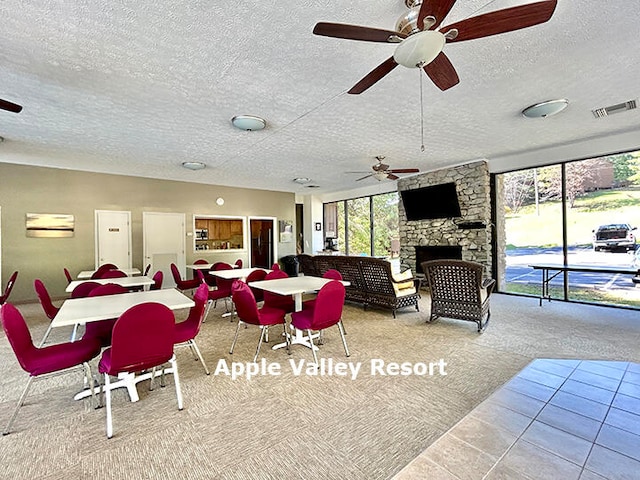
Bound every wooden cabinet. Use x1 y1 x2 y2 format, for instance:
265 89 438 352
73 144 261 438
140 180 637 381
193 216 245 250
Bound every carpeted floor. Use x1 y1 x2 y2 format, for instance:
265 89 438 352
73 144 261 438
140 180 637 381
1 293 639 479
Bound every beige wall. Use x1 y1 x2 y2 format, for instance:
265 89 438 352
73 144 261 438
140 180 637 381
0 163 296 303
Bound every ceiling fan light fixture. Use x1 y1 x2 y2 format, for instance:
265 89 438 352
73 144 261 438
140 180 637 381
522 99 569 118
181 161 206 171
231 115 266 131
373 171 388 181
393 30 445 68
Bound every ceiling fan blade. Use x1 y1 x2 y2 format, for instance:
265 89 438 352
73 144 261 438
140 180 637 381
387 173 400 180
444 0 557 43
388 169 420 174
356 174 373 181
423 52 460 91
313 22 406 43
345 171 371 174
0 98 23 113
348 57 399 95
418 0 458 30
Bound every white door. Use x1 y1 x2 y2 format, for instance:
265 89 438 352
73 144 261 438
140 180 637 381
95 210 132 269
143 212 186 288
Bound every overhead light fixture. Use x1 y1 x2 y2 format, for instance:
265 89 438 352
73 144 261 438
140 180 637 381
373 171 388 181
293 177 311 184
216 197 225 206
231 115 266 131
181 161 206 170
393 30 445 68
522 99 569 118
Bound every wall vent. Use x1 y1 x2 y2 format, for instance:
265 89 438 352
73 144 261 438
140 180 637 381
592 99 637 118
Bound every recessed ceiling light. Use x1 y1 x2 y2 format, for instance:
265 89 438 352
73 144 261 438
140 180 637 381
181 161 206 170
231 115 266 131
522 99 569 118
293 177 311 184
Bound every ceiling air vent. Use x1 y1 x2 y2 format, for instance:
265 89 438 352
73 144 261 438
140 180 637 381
592 99 637 118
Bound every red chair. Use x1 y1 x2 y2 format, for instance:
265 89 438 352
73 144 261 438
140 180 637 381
245 268 267 303
271 263 280 271
71 281 100 299
98 302 182 438
171 263 200 293
194 259 216 287
99 270 127 279
174 284 209 374
1 303 102 435
91 264 118 279
82 284 129 347
150 270 163 290
34 279 61 346
291 281 349 366
302 269 346 340
230 282 289 362
262 270 295 313
63 268 73 284
206 262 234 319
234 259 243 268
0 271 18 305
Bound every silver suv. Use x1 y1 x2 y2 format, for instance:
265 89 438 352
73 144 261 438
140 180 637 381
592 223 637 252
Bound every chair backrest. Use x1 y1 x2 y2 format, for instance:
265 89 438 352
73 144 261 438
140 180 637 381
91 263 118 279
1 271 18 304
422 259 483 304
71 281 101 298
34 279 59 320
88 283 128 297
270 263 280 271
234 259 243 268
323 269 343 280
310 281 346 330
151 270 163 290
1 303 37 373
231 282 260 326
63 268 73 284
213 263 234 292
170 263 184 284
245 269 267 302
194 259 208 265
108 303 175 374
99 269 128 279
262 270 293 310
143 264 151 276
177 284 209 339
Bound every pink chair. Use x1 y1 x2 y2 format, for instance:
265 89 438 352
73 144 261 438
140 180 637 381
0 271 18 305
71 281 100 299
173 284 209 374
81 284 129 347
302 269 347 340
150 270 163 290
194 259 216 287
234 259 243 268
91 264 118 279
98 302 182 438
99 270 127 279
1 303 102 435
206 263 234 319
34 279 60 346
270 263 280 271
245 269 267 303
323 269 343 281
63 268 73 284
230 282 289 362
291 281 349 365
171 263 200 293
262 270 295 313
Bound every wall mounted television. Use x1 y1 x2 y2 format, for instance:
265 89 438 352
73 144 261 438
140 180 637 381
400 182 461 221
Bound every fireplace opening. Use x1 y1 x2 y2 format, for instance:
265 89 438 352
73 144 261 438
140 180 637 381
415 245 463 274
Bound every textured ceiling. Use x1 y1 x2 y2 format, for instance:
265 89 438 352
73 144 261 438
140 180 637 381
1 0 639 196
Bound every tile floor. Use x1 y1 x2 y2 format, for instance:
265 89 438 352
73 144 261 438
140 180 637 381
394 359 640 480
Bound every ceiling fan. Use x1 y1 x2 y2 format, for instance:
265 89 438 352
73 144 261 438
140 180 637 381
313 0 557 94
0 98 22 113
347 156 420 181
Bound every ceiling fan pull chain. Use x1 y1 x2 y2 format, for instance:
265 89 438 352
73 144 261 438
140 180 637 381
420 72 425 152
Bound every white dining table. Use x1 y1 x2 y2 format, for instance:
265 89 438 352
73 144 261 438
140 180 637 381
249 276 350 350
212 267 270 281
77 267 141 279
65 275 155 293
52 289 195 403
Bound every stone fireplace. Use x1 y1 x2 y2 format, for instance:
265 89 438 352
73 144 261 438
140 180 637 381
414 245 463 274
397 161 492 275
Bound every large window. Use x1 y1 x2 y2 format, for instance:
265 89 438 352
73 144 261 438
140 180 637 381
499 151 640 308
324 192 399 256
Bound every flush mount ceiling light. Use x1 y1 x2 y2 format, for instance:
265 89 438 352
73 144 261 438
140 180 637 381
181 161 206 170
231 115 266 131
293 177 311 184
216 197 225 206
522 99 569 118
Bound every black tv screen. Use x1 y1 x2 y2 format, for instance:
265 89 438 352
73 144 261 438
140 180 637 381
400 182 461 221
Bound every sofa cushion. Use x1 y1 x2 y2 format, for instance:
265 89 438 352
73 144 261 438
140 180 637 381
392 269 416 295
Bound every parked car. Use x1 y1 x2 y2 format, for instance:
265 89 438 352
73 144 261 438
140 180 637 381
592 223 637 251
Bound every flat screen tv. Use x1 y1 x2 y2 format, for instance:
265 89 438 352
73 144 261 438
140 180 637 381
400 182 461 221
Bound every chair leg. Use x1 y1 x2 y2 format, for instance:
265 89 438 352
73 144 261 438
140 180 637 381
188 339 210 375
3 376 35 435
230 320 243 354
83 362 97 409
203 300 213 322
169 355 183 410
337 321 350 357
252 327 267 363
70 324 79 342
283 322 290 354
306 329 319 366
38 322 54 347
104 374 113 439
